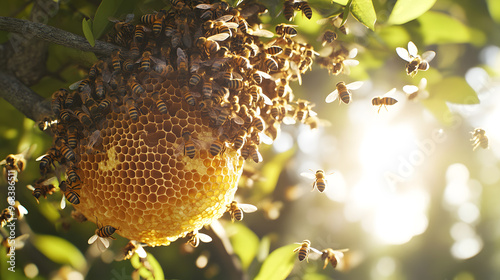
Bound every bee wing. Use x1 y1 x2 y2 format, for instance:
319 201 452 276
0 159 5 165
316 17 331 25
17 204 28 216
419 78 428 89
60 194 66 209
259 132 273 145
41 176 57 185
247 29 274 38
309 247 323 260
300 172 316 179
346 81 364 90
196 4 213 9
283 116 296 125
26 184 35 191
383 88 397 97
124 13 134 22
407 41 418 57
348 48 358 58
239 203 258 213
396 47 411 62
256 70 271 80
88 234 98 244
232 72 244 80
343 59 359 66
208 33 230 42
174 142 185 157
198 233 213 243
69 80 83 90
231 115 245 125
97 237 109 251
421 51 436 62
260 92 273 106
403 85 418 94
136 246 147 258
325 89 339 103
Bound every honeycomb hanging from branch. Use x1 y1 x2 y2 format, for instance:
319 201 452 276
38 0 318 246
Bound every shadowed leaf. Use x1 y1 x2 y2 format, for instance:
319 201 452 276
33 235 86 271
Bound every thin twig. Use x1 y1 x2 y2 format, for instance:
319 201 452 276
0 71 51 122
0 16 121 56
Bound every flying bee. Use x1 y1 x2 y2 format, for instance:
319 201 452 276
27 177 57 203
403 78 429 101
150 91 168 114
372 88 398 113
294 240 322 262
321 248 349 269
226 201 258 222
294 1 312 19
283 0 295 21
300 169 332 193
125 98 139 121
294 99 316 123
0 145 33 181
396 41 436 76
471 128 488 151
186 230 212 248
276 24 298 37
0 208 13 227
9 200 28 220
325 81 364 104
321 30 337 46
182 86 199 106
88 217 118 251
175 131 206 159
117 240 147 261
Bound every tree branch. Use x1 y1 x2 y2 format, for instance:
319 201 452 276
0 71 51 122
0 16 121 56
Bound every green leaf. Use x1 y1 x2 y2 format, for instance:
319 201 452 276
82 18 95 47
33 235 86 271
93 0 124 40
254 243 297 280
331 0 349 5
146 253 165 280
255 147 295 198
418 11 480 45
387 0 436 25
486 0 500 23
227 223 260 270
350 0 376 30
428 77 479 104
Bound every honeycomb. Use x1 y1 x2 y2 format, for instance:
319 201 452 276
37 0 319 246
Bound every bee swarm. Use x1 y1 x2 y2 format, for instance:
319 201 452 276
39 0 318 246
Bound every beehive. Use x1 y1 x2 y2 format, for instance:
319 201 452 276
38 0 319 246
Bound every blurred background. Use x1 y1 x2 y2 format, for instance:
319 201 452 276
0 0 499 279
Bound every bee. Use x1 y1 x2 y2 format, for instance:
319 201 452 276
64 90 78 107
95 76 105 99
88 217 118 251
135 50 151 72
150 91 168 114
226 201 258 222
134 25 148 44
0 208 13 227
2 233 29 255
263 55 279 72
471 128 488 151
36 151 56 176
372 88 398 113
111 49 122 72
87 129 102 152
0 145 33 180
325 81 364 104
74 109 93 127
117 240 147 261
66 167 80 183
11 201 28 220
210 133 229 156
125 98 139 121
251 70 272 84
56 138 76 162
129 74 145 95
232 129 247 150
276 24 298 37
251 115 265 132
182 86 198 106
321 248 349 269
300 169 331 193
140 13 155 24
186 230 212 248
294 240 322 262
321 30 337 46
98 98 112 112
196 33 230 55
189 72 203 87
27 177 57 203
202 79 213 98
110 14 135 33
265 46 283 56
396 41 436 76
122 59 135 72
227 79 244 90
403 78 429 101
150 57 174 78
248 143 263 163
177 48 189 79
294 1 312 20
66 126 79 149
51 89 67 115
60 181 81 208
294 99 316 123
175 131 205 159
283 0 295 21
